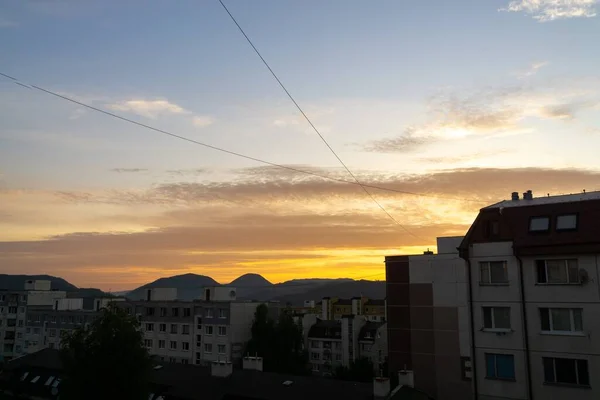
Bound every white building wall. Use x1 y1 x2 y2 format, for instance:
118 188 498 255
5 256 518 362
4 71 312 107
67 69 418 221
26 291 66 306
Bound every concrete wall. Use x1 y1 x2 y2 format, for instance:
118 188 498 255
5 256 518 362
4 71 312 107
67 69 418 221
26 291 66 306
24 280 51 291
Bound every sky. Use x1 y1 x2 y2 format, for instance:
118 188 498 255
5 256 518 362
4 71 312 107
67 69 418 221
1 0 600 291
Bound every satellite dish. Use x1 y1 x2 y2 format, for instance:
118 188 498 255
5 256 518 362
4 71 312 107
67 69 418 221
229 290 236 298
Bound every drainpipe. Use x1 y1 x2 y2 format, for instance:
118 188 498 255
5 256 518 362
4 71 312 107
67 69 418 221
460 254 478 400
516 254 533 400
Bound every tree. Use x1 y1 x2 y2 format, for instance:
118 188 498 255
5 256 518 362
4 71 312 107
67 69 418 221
334 357 374 382
59 304 152 400
245 304 309 375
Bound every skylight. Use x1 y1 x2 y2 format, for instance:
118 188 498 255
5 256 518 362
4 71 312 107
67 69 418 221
44 376 55 386
31 376 40 383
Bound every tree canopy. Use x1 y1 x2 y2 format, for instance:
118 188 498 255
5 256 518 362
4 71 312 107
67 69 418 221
246 304 309 375
59 304 152 400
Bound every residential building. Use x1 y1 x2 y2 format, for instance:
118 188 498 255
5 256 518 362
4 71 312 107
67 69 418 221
0 280 67 362
358 321 388 373
385 236 471 400
313 296 386 322
457 190 600 400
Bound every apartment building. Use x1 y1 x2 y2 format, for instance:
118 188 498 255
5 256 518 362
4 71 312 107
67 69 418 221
457 190 600 400
125 286 273 366
317 296 386 322
385 236 472 400
307 315 388 375
0 280 67 362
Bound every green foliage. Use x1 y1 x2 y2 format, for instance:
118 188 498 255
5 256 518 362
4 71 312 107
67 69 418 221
334 357 374 383
246 304 309 375
59 304 152 400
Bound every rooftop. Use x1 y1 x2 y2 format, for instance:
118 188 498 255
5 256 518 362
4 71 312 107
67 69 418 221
484 190 600 209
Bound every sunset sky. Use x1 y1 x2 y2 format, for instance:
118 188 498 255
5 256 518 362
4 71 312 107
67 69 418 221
1 0 600 291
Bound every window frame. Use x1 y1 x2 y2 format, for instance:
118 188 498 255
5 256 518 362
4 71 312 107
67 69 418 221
485 353 516 381
482 307 512 331
556 214 578 232
536 259 580 285
479 261 509 285
543 357 590 387
529 216 551 233
217 344 226 354
540 308 583 335
218 326 227 336
169 341 177 350
205 325 213 335
204 343 212 354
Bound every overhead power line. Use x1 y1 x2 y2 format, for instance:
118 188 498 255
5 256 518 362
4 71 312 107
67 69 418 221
0 72 485 207
216 0 422 239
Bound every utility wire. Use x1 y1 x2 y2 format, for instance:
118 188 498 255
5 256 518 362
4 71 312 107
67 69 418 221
216 0 423 239
0 72 486 206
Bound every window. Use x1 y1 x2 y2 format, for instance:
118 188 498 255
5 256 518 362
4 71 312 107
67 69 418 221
334 342 342 350
160 307 167 317
335 354 342 361
196 352 201 364
197 316 202 330
8 306 17 314
196 334 202 347
144 339 153 348
48 343 55 349
146 307 155 316
172 308 179 317
26 327 31 333
480 261 508 284
181 359 189 365
205 308 214 318
48 329 56 337
310 340 320 349
219 308 227 318
218 326 227 336
205 326 213 335
170 324 178 334
218 344 226 354
159 323 166 332
158 340 166 349
33 328 40 335
170 341 177 350
540 308 583 333
183 308 191 317
169 357 177 363
485 354 515 380
182 324 190 335
311 352 320 360
556 214 577 231
536 259 579 284
543 358 589 386
483 307 511 330
182 342 190 351
17 332 22 339
530 216 550 232
145 323 154 332
204 343 212 353
18 319 23 327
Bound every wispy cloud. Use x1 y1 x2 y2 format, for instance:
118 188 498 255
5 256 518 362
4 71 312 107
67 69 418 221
500 0 598 22
0 17 18 28
107 99 190 119
516 61 549 78
110 168 148 173
192 115 214 128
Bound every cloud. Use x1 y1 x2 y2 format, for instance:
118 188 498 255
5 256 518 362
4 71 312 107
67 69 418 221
110 168 148 173
107 99 190 119
516 61 549 78
192 115 214 128
0 17 18 28
500 0 598 22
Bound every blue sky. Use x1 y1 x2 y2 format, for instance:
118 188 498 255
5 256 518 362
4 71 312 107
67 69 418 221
1 0 600 288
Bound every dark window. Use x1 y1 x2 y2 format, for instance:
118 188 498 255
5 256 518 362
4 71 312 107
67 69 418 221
536 259 579 284
483 307 511 330
146 307 155 316
540 308 583 333
183 308 191 317
556 214 577 231
485 354 515 380
172 308 179 317
480 261 508 284
530 216 550 232
543 357 589 386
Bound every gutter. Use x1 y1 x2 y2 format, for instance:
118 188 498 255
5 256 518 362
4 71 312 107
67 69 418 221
516 254 534 400
459 252 478 400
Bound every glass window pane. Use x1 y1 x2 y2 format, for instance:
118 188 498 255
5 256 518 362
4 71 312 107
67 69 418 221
496 355 515 379
572 309 583 331
485 354 496 378
494 308 511 329
543 358 555 382
577 360 589 386
530 217 549 231
547 261 568 283
536 261 547 283
551 309 572 331
480 263 490 284
483 308 493 329
555 358 577 384
540 309 550 331
557 214 577 230
567 260 579 283
490 262 507 283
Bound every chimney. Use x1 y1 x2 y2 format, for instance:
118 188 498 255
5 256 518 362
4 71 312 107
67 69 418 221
242 356 264 372
373 377 391 398
210 360 233 377
511 192 519 201
398 369 414 387
523 190 533 200
423 248 434 255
